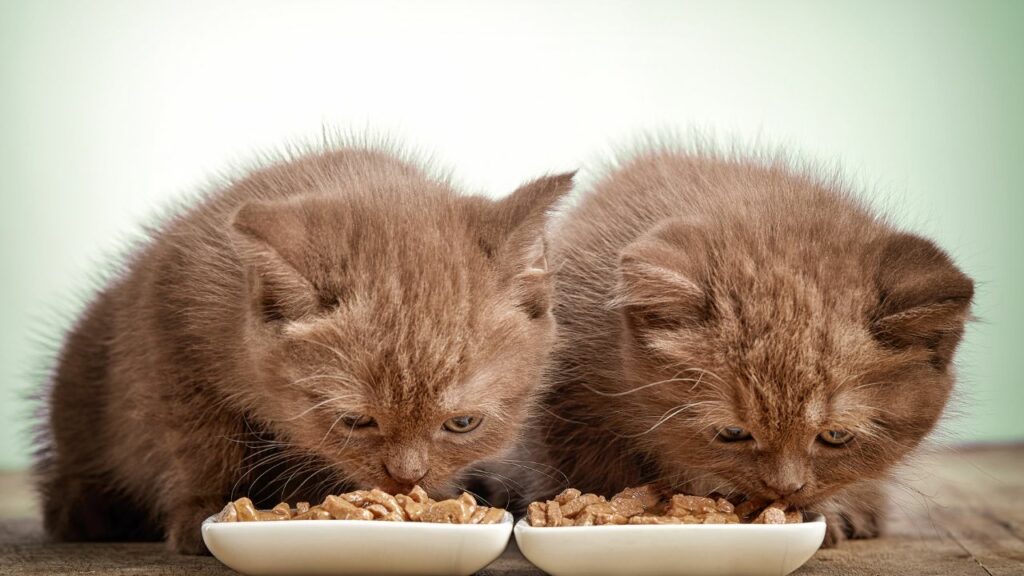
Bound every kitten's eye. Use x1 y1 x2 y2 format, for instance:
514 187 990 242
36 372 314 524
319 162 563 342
443 415 482 433
343 414 376 428
716 426 752 442
818 429 854 446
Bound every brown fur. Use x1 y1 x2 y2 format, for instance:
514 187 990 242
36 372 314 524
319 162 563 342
533 147 973 546
34 144 573 554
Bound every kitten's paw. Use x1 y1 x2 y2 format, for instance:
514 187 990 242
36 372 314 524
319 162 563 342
165 507 213 555
821 512 847 548
820 506 882 548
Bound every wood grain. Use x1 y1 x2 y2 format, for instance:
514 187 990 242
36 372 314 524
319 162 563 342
2 445 1022 575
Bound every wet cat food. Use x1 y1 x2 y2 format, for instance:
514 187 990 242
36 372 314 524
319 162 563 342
526 485 802 526
217 486 506 524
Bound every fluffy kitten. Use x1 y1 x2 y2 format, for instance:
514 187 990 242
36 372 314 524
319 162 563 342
535 148 972 545
34 144 573 554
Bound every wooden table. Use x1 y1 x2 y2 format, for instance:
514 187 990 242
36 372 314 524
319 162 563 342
2 445 1022 575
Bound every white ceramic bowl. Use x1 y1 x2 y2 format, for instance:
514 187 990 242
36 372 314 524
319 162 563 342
201 512 514 576
514 513 826 576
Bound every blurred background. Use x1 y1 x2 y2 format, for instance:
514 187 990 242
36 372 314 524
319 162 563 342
0 0 1020 470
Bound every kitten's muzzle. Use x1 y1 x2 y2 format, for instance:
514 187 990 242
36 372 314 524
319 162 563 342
384 462 429 486
762 480 805 500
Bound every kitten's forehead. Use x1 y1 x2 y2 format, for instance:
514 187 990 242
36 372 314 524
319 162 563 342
323 203 484 281
436 367 512 412
361 366 508 425
727 358 880 436
304 211 504 342
711 282 874 399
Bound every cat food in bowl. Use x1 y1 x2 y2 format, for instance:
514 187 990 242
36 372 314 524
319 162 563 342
515 486 825 576
526 485 802 526
202 486 512 576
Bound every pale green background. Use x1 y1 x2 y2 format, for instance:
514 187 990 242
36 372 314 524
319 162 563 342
1 1 1021 470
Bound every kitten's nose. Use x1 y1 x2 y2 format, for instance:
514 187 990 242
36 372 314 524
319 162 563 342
763 457 808 498
384 462 428 486
765 481 805 497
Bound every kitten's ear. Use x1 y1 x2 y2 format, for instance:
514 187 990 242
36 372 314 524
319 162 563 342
231 200 322 323
613 222 711 332
870 233 974 369
484 172 576 319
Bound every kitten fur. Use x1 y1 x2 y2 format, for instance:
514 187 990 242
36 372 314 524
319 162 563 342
533 147 972 546
34 143 574 554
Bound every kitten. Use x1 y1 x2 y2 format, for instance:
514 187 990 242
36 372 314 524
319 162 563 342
535 148 972 545
34 144 573 554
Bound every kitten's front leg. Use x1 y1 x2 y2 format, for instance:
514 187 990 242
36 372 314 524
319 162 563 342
165 492 227 555
162 420 245 555
814 480 887 548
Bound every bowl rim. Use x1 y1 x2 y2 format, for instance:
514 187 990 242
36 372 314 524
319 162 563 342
202 509 515 529
513 512 826 532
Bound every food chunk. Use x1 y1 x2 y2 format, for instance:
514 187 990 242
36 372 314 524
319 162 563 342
234 497 258 522
555 488 582 504
527 501 547 527
545 500 563 527
292 505 332 520
560 493 603 517
612 485 662 511
754 507 787 525
666 494 717 517
323 495 374 521
479 507 506 524
218 502 238 523
420 496 475 524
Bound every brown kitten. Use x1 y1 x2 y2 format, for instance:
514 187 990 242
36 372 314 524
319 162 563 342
534 148 972 546
34 144 573 554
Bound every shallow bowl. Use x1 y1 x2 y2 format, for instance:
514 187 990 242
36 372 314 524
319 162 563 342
513 513 827 576
201 512 514 576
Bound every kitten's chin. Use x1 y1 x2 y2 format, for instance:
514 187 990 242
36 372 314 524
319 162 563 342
343 472 455 499
338 472 405 494
779 484 845 509
678 473 814 507
732 486 829 509
370 479 415 495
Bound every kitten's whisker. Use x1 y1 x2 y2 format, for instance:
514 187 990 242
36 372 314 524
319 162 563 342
240 448 296 471
239 454 296 499
464 468 526 492
294 337 356 368
285 459 338 501
456 476 509 506
495 459 570 488
282 395 356 422
276 457 321 501
328 419 362 453
219 434 288 445
612 401 717 439
316 411 352 448
236 454 294 487
659 364 728 388
538 405 588 426
581 373 707 398
239 444 283 464
289 374 359 387
449 481 497 508
304 464 361 503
